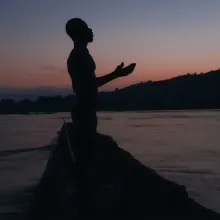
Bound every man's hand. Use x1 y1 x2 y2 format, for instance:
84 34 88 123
96 62 136 88
114 62 136 77
114 62 124 73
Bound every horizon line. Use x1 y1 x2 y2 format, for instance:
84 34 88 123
0 67 219 91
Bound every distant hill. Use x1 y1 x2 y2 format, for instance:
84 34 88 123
98 69 220 110
0 69 220 114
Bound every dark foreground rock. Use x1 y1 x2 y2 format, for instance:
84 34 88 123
27 122 220 219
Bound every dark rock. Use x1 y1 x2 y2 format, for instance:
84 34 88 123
27 122 220 219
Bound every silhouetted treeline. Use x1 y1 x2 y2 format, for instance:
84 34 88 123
1 69 220 114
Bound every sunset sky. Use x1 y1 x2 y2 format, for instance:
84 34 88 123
1 0 220 91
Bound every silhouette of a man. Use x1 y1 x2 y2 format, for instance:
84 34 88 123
66 18 136 142
66 18 136 214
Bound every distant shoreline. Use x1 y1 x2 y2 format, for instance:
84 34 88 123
0 109 220 115
1 69 220 114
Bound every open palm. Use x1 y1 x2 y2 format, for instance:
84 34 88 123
119 63 136 77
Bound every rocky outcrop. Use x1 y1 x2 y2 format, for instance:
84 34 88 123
27 122 220 219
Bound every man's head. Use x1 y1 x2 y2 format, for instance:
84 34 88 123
65 18 93 43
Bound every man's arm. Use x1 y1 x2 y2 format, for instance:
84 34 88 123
96 63 136 88
96 71 118 87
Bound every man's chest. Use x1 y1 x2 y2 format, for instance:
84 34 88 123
82 53 96 71
68 50 96 74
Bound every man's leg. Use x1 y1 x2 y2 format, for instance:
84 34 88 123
71 104 97 215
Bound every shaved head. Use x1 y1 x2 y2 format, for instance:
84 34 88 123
65 18 93 43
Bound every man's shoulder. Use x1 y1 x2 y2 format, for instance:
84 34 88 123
68 48 90 62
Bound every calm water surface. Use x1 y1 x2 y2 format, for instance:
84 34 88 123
0 111 220 215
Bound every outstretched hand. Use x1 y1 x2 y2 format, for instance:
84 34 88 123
114 62 136 77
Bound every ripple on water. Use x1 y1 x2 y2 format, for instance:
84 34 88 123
130 124 157 128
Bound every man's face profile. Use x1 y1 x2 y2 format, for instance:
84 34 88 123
66 18 93 43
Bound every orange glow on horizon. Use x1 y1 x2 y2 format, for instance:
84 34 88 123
0 58 219 89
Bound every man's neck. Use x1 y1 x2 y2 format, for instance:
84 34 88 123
74 41 88 50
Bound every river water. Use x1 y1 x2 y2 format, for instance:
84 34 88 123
0 110 220 216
